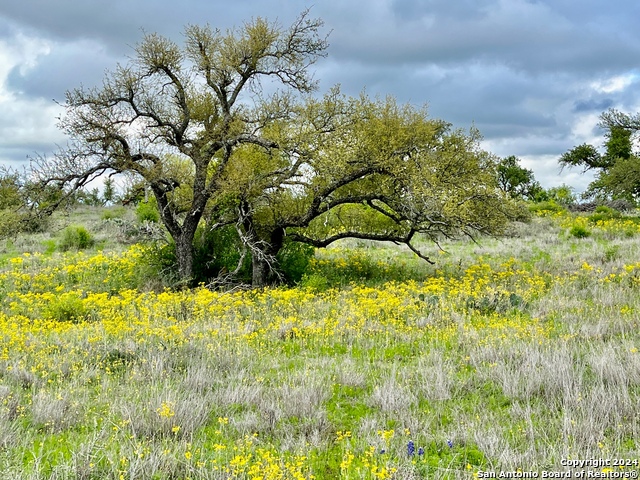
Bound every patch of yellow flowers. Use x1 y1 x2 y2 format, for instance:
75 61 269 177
0 247 560 368
1 231 637 478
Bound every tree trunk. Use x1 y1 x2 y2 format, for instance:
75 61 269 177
250 227 285 287
175 234 195 286
252 256 271 287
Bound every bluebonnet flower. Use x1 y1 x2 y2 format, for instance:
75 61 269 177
447 439 454 448
418 447 424 456
407 440 415 457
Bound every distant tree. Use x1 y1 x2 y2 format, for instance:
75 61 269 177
0 168 54 237
559 111 638 202
546 184 576 206
119 178 147 206
603 123 633 162
600 108 640 132
31 11 523 286
0 170 22 210
0 170 24 237
102 177 116 205
558 143 609 171
76 187 103 206
496 155 543 200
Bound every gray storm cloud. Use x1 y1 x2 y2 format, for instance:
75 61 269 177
0 0 639 191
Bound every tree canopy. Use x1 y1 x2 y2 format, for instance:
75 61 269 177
495 155 544 200
32 10 521 287
559 110 639 202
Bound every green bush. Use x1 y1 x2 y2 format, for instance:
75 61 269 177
147 224 252 286
45 292 88 323
569 224 591 239
299 273 330 291
528 200 566 216
136 197 160 223
143 242 182 286
101 207 126 220
595 205 618 215
19 213 50 234
147 229 315 287
588 205 622 223
42 239 56 255
276 241 315 284
0 209 22 238
0 210 49 238
193 225 252 283
511 201 533 223
59 225 95 251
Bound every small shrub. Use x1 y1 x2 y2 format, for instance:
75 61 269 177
277 241 315 284
0 210 49 238
58 225 95 251
465 292 527 315
603 245 620 262
136 197 160 223
41 239 56 255
588 206 622 223
300 273 330 291
587 213 611 223
528 200 565 216
594 205 619 215
0 210 21 238
20 213 50 234
144 224 252 287
101 206 126 220
45 292 88 323
569 224 591 239
511 202 533 223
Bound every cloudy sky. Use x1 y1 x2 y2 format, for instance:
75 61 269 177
1 0 639 192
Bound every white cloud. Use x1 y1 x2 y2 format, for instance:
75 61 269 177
0 32 63 165
590 74 637 94
521 154 595 193
0 33 49 84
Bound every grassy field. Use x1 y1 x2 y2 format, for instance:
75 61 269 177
0 207 639 479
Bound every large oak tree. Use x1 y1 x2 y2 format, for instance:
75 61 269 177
34 11 520 286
